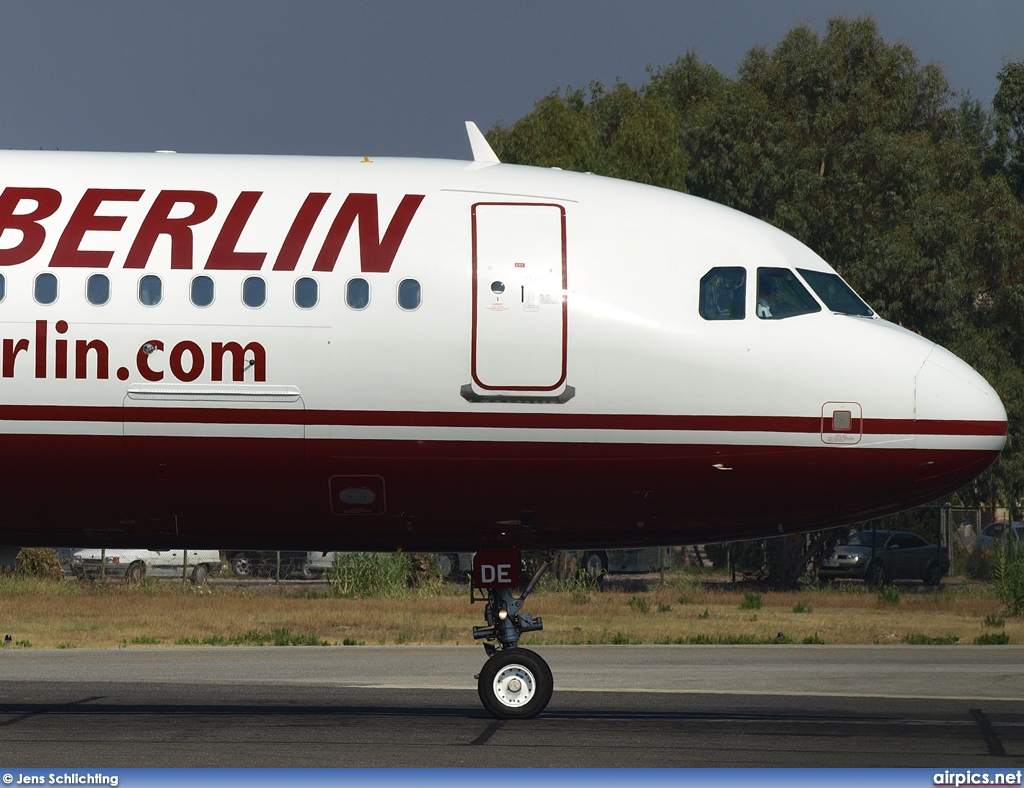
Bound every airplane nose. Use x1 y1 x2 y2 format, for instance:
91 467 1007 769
913 345 1007 491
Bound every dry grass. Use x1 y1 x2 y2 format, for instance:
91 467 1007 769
0 574 1019 650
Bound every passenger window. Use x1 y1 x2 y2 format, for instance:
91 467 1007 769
756 268 820 320
797 269 873 316
699 267 745 320
87 274 110 306
139 275 162 306
346 278 370 310
242 276 266 308
0 273 6 303
294 277 318 309
34 273 58 305
397 279 421 311
191 275 214 307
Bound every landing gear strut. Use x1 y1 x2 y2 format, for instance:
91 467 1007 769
471 550 554 719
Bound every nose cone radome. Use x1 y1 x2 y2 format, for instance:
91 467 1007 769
916 346 1007 431
913 345 1007 492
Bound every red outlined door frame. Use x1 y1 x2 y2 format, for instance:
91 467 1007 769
470 202 568 393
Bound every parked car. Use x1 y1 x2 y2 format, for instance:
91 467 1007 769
437 552 474 581
819 530 949 585
577 548 664 577
978 521 1024 552
300 551 338 579
70 548 222 583
224 550 336 579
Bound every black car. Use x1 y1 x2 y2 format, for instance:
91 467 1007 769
819 530 949 585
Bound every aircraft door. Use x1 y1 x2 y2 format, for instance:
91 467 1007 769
467 202 570 401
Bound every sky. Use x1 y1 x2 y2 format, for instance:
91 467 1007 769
1 1 1022 161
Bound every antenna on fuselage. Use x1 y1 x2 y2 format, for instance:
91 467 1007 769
465 121 500 164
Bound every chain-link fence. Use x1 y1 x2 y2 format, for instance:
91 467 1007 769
60 549 346 583
942 506 995 579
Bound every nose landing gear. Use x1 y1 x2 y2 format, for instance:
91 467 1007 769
471 550 553 719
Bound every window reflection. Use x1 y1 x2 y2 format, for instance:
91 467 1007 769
139 275 162 306
35 273 58 305
191 275 214 307
87 274 110 306
756 268 820 320
398 278 421 311
797 269 873 316
699 267 745 320
242 276 267 308
294 277 318 309
346 278 370 310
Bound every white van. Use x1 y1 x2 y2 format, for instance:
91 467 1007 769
301 551 337 579
70 548 223 583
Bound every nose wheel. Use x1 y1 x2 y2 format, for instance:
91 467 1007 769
471 549 553 719
478 647 553 719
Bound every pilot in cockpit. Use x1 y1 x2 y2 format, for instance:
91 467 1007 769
700 267 746 320
757 275 776 319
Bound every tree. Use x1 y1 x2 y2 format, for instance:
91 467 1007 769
993 60 1024 201
489 81 689 192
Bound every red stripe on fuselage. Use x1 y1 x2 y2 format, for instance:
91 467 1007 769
0 404 1007 437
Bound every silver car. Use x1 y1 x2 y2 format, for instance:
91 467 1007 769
978 522 1024 552
819 530 948 585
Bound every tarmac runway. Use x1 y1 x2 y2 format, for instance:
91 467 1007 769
1 645 1021 767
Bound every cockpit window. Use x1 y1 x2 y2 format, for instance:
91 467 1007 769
699 267 746 320
756 268 821 320
797 269 874 316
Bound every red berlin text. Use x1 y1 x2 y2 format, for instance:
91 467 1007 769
0 187 425 273
3 320 267 383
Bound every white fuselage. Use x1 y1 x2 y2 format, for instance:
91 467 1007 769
0 150 1006 551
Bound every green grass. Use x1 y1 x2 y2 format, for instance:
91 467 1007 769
903 633 959 645
686 633 793 645
172 629 329 647
877 585 901 606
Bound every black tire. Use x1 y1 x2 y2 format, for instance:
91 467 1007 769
922 562 942 587
584 552 605 578
231 553 254 577
477 648 553 720
190 564 210 585
126 562 145 583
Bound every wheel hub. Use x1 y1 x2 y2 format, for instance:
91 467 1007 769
493 664 535 707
